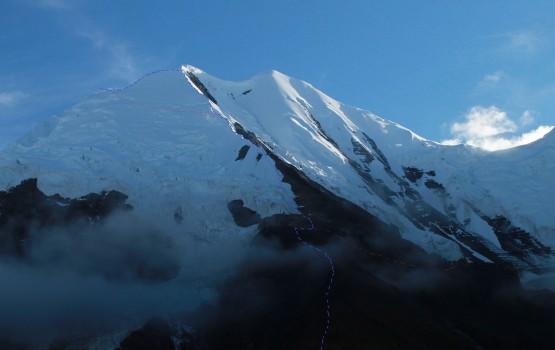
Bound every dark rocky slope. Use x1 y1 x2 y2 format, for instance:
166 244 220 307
117 147 555 349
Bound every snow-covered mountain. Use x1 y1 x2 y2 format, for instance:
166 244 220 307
2 65 553 273
3 65 555 349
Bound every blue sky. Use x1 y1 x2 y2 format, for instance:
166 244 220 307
1 0 554 150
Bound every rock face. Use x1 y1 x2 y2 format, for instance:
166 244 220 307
0 178 131 256
227 199 261 227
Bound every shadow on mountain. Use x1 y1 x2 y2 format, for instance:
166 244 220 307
168 152 555 349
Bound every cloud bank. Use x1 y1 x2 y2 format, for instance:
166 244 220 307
0 209 250 347
442 106 554 151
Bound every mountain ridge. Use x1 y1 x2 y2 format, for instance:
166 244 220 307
1 65 554 272
179 65 555 270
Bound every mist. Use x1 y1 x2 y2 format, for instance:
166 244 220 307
3 191 554 349
0 211 251 347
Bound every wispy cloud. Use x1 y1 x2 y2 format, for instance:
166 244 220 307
76 27 140 83
25 0 142 84
505 30 544 54
442 105 554 151
477 70 505 91
493 30 547 58
0 91 27 108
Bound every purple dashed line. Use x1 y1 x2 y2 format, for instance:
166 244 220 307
176 73 336 349
101 68 180 92
201 99 337 347
293 214 335 350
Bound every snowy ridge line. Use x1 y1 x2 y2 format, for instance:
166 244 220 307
182 68 335 348
100 68 180 92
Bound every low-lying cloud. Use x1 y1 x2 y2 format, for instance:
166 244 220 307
0 211 250 347
442 105 554 151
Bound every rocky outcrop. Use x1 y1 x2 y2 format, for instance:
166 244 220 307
0 178 132 256
0 179 179 283
227 199 261 227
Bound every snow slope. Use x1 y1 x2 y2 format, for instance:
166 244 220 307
1 65 554 270
0 69 297 240
181 65 555 268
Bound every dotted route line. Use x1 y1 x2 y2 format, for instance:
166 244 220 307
100 68 216 114
293 214 335 349
251 136 335 349
101 68 180 92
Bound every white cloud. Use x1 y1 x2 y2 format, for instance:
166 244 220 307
0 91 27 108
442 105 554 151
451 106 517 139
